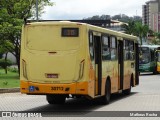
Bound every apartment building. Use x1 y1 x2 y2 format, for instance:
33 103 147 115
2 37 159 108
142 0 159 32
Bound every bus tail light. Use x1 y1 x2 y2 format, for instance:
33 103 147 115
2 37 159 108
22 59 28 80
79 59 85 79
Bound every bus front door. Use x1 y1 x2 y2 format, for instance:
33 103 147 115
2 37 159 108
118 40 124 90
135 43 139 85
94 35 102 96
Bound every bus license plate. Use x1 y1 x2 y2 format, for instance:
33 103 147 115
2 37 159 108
51 87 64 91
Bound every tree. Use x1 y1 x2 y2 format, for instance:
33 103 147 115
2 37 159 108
100 15 111 20
84 15 100 20
134 22 149 45
121 21 149 45
0 59 12 74
112 14 121 20
151 32 160 45
84 14 142 22
0 0 53 74
121 20 135 35
0 41 13 74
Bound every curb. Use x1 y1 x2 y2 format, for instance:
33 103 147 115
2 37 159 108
0 88 20 94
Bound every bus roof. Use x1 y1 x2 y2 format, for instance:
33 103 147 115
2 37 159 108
25 21 138 42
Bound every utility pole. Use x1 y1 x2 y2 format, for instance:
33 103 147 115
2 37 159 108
36 0 38 21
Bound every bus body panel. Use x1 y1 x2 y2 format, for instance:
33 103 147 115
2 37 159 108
20 21 139 100
123 60 135 89
25 51 78 83
21 23 85 84
157 62 160 72
20 80 89 95
102 61 119 93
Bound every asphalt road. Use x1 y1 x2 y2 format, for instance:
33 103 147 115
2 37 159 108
0 73 160 119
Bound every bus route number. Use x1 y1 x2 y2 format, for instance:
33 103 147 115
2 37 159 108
51 87 64 91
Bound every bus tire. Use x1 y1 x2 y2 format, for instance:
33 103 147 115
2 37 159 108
101 80 111 105
46 94 66 104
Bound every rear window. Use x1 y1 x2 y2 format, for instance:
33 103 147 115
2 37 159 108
26 25 80 51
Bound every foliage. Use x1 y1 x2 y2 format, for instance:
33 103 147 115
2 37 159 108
121 21 149 45
0 0 54 74
84 14 142 22
8 67 18 73
0 58 12 74
121 20 135 35
134 22 149 45
0 59 12 69
84 15 111 20
3 81 8 86
151 32 160 45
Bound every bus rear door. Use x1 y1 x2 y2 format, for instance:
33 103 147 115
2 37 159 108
93 33 102 96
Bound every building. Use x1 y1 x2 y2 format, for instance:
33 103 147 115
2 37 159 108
109 20 127 32
142 0 159 32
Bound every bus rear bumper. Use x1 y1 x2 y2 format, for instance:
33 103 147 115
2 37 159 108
20 80 88 95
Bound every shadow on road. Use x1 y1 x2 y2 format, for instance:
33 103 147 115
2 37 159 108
23 92 138 116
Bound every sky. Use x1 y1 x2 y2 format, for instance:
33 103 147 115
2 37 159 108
42 0 149 20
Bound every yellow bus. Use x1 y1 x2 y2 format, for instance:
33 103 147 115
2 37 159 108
20 21 139 104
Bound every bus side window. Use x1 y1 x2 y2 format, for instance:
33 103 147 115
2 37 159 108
89 32 94 61
129 41 134 60
124 40 130 60
110 36 117 60
102 35 110 60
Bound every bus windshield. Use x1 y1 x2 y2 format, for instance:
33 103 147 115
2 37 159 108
139 47 150 64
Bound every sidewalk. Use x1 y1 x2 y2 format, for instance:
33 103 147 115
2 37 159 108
0 88 20 94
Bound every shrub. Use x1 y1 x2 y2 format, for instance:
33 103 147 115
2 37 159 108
8 67 18 73
0 59 12 69
3 81 8 86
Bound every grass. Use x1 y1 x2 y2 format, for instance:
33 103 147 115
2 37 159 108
0 69 20 88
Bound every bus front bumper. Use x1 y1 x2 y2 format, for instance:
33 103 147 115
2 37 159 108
20 80 88 95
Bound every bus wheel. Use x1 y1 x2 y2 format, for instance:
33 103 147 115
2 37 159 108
46 95 66 104
101 80 111 105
